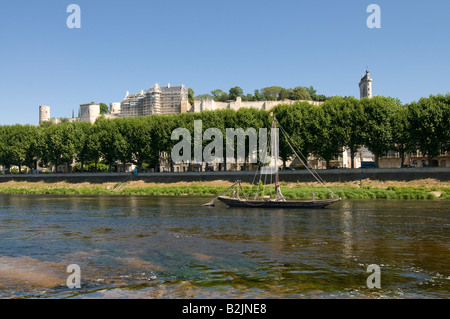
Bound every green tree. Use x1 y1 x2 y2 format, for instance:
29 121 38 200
195 94 214 100
211 89 225 101
408 95 448 166
0 126 18 173
20 125 42 172
288 87 311 101
95 118 122 172
307 86 317 100
229 86 244 101
322 97 365 168
117 117 153 171
261 86 284 101
219 92 230 102
278 88 290 101
273 102 315 168
254 89 262 101
361 96 398 168
391 103 413 167
100 103 109 114
44 122 79 172
188 88 195 106
149 114 178 171
310 104 344 169
72 121 95 172
242 93 254 101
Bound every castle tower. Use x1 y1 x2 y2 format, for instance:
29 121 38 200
110 102 121 114
39 105 50 124
359 69 373 99
80 103 100 124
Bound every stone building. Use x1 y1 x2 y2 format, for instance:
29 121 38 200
119 83 190 117
80 103 101 124
359 69 373 99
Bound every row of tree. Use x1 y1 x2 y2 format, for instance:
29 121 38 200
0 94 448 173
195 86 329 103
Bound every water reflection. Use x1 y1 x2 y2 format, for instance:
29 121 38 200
0 194 448 299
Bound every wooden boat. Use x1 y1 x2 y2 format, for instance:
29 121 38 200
217 195 341 209
203 114 341 209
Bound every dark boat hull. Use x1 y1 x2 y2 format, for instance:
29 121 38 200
217 196 340 209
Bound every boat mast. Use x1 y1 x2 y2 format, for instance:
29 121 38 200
273 114 279 199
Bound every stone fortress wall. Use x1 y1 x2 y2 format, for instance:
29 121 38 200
192 97 323 112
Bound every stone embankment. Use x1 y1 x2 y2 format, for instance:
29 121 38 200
0 168 449 184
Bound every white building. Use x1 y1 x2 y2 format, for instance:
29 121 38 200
359 69 373 99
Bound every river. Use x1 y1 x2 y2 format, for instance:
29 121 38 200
0 194 448 298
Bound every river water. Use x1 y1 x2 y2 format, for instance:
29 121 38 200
0 194 448 299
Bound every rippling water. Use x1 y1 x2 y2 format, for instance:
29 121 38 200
0 194 448 299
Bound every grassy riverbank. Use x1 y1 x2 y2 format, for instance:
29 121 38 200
0 179 448 200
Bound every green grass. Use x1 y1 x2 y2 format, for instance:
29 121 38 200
0 183 447 200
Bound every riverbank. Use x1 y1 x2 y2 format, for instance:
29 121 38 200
1 168 450 184
0 179 448 200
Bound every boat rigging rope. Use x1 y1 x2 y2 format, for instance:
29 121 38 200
276 120 338 199
250 163 260 201
202 181 241 206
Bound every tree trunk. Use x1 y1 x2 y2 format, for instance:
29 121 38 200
374 155 379 168
326 160 330 170
400 151 405 168
350 149 355 169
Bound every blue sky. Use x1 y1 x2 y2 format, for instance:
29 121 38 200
0 0 449 125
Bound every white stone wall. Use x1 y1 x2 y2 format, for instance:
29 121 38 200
193 97 322 112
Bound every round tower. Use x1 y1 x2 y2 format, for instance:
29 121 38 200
39 105 50 124
80 103 100 124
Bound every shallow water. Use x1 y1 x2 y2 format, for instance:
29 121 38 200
0 194 448 298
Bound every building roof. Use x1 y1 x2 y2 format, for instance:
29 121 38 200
360 69 372 82
148 85 185 93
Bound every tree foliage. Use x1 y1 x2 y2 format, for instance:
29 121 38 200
0 94 449 173
197 85 329 102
